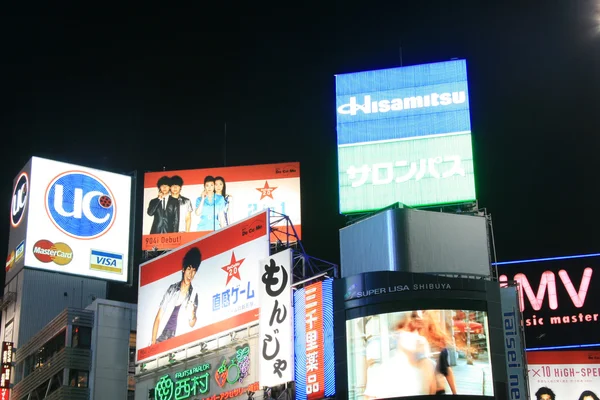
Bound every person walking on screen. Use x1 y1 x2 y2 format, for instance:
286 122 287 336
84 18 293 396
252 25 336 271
170 175 193 232
151 247 201 344
147 175 179 234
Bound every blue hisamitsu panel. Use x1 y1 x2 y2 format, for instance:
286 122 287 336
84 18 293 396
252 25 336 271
335 60 471 145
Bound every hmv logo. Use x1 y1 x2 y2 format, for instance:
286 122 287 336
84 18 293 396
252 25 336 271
499 268 593 312
11 172 28 227
46 171 116 239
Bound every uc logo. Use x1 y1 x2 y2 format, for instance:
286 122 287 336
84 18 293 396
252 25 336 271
11 172 29 228
45 171 116 239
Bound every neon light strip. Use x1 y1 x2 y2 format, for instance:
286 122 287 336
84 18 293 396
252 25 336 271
494 253 600 266
526 343 600 351
337 130 471 148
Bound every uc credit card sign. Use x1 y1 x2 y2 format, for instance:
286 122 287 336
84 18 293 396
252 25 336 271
336 60 476 213
20 157 131 282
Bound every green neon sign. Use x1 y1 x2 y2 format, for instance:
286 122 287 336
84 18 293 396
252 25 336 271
338 132 476 213
154 363 211 400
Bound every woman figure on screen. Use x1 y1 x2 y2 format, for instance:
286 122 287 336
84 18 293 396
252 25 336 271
195 175 226 232
420 311 458 395
579 390 600 400
362 311 435 399
215 176 231 226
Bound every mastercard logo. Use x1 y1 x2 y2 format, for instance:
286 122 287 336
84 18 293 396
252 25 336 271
5 251 15 272
32 240 73 266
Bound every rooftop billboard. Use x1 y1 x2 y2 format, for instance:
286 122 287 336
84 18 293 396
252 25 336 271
5 157 132 283
141 162 301 251
497 253 600 350
335 60 476 213
136 210 270 363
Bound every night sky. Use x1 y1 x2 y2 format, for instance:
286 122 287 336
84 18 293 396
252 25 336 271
1 3 599 301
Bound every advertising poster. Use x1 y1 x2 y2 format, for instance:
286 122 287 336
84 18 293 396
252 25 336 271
497 254 600 349
141 162 301 251
9 157 132 283
335 60 476 213
527 350 600 400
346 309 494 399
136 210 269 363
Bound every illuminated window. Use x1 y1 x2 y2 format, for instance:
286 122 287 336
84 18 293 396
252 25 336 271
72 326 91 349
69 369 89 388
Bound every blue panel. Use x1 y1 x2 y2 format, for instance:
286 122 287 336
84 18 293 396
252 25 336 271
337 110 471 145
294 287 307 400
335 60 468 94
322 279 336 397
335 59 471 144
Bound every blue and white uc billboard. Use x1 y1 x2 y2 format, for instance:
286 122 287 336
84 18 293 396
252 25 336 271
336 60 476 213
5 157 132 283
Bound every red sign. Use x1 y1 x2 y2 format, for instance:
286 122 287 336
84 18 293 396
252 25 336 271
0 388 9 400
1 342 13 390
305 282 324 400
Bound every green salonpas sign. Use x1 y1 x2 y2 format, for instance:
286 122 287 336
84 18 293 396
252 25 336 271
338 132 476 213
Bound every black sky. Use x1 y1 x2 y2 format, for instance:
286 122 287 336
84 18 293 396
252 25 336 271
1 3 599 300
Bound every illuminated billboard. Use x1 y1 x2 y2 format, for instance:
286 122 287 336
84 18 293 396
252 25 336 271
497 253 600 349
294 279 336 400
527 350 600 400
346 309 494 398
335 60 476 213
5 157 132 283
141 162 301 251
258 249 294 387
136 210 270 363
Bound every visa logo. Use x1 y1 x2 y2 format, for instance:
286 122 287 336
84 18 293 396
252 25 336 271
46 171 116 239
90 249 123 274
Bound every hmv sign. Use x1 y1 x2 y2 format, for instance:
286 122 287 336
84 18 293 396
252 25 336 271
496 254 600 349
4 157 132 284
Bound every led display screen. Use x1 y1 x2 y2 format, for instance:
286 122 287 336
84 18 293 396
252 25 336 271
142 162 301 251
136 210 269 363
294 279 336 400
346 309 494 399
336 60 476 213
496 254 600 349
6 157 132 283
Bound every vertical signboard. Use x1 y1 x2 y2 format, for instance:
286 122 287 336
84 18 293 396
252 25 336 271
136 210 269 363
500 286 528 400
294 279 335 400
497 253 600 349
5 157 132 283
335 59 476 213
527 350 600 399
141 162 301 251
6 160 32 284
1 342 13 392
258 249 294 387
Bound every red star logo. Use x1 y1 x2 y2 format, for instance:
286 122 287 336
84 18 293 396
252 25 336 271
256 181 278 200
221 252 245 285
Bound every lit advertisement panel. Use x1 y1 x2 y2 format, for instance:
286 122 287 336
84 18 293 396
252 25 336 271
14 157 132 283
527 350 600 399
294 279 336 400
347 309 494 398
496 253 600 349
141 162 301 251
136 210 269 363
258 249 294 387
335 59 476 213
5 160 32 284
